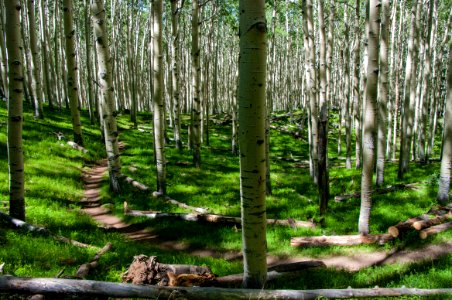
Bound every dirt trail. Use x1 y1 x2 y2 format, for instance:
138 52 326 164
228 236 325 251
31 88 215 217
80 156 452 272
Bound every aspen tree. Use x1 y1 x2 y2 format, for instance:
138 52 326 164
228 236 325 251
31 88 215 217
418 0 435 163
26 0 43 119
239 0 267 288
170 0 183 150
353 0 362 169
63 0 84 145
302 0 318 183
437 40 452 205
386 0 397 159
359 0 380 234
91 0 121 192
343 5 352 170
191 0 201 167
5 0 25 220
85 0 95 124
318 0 329 219
398 0 419 179
39 0 52 109
376 0 390 186
152 0 167 195
0 3 7 98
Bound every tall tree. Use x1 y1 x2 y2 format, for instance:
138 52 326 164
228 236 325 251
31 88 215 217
359 0 380 234
191 0 201 167
398 0 419 179
91 0 121 192
376 0 390 186
317 0 329 220
5 0 25 220
238 0 267 289
353 0 362 169
170 0 183 150
85 0 96 125
27 0 43 119
152 0 167 195
437 40 452 205
62 0 84 145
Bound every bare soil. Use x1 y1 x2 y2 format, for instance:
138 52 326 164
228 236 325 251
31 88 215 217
81 158 452 272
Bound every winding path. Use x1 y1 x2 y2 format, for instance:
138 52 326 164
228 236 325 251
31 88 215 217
80 153 452 271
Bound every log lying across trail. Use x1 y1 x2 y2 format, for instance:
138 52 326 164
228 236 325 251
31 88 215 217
120 178 209 213
0 212 97 250
215 261 326 287
1 276 451 299
419 222 452 239
291 234 394 247
334 183 419 202
125 209 316 228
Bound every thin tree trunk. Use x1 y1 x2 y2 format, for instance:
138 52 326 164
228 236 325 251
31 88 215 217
63 0 84 145
398 0 419 179
191 0 202 168
91 0 121 193
437 39 452 205
170 0 183 150
353 0 362 169
5 0 25 221
317 0 329 220
238 0 267 288
85 0 95 124
359 0 380 234
39 0 52 109
27 0 43 119
376 0 390 186
152 0 167 196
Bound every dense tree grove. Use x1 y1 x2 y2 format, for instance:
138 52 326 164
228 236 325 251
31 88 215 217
1 0 451 290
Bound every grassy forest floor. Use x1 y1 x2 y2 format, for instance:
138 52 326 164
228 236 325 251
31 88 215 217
0 102 451 298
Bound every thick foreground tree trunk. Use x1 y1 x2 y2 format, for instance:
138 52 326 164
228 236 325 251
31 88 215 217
5 0 25 221
1 277 451 299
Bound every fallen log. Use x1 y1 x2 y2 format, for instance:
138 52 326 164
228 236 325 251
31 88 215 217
67 141 88 153
419 222 452 239
291 234 393 247
387 215 430 237
121 175 150 191
215 261 325 287
125 209 316 228
75 243 113 279
122 255 214 286
0 212 98 250
120 179 209 213
1 276 451 299
334 183 419 202
413 213 452 231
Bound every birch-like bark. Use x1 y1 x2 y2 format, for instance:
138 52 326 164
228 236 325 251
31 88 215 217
39 0 52 109
353 0 362 169
152 0 167 195
191 0 201 167
343 6 352 170
85 0 95 124
359 0 380 234
63 0 83 145
239 0 267 288
317 0 329 219
437 40 452 205
6 0 25 220
376 0 390 186
0 3 7 98
303 0 318 183
170 0 183 150
27 0 43 119
91 0 121 193
418 0 435 163
398 0 418 179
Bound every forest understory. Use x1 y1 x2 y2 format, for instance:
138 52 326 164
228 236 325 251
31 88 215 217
0 104 451 299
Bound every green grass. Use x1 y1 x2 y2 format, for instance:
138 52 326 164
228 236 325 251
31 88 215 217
0 102 451 299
